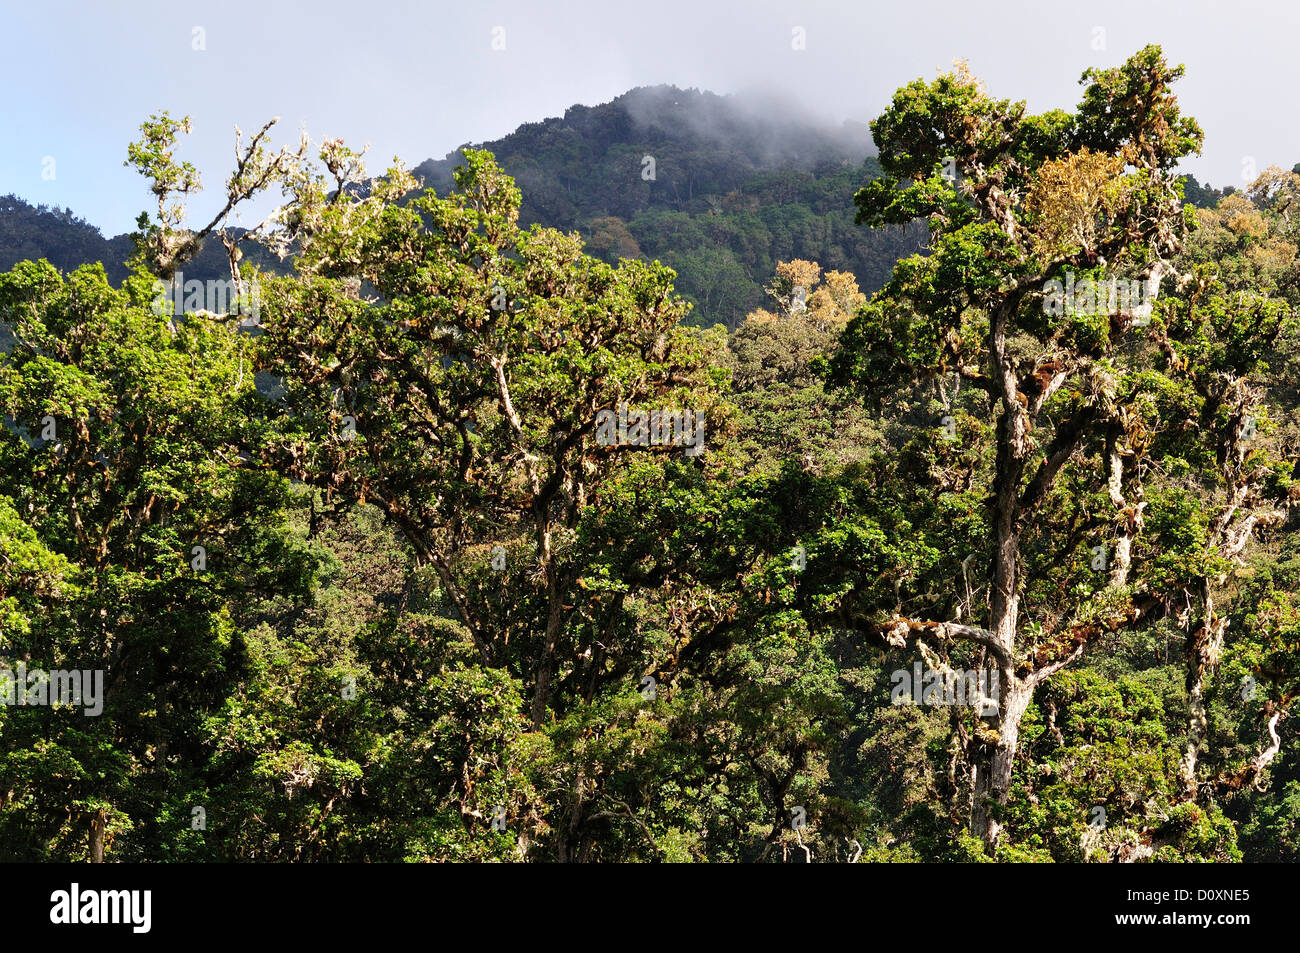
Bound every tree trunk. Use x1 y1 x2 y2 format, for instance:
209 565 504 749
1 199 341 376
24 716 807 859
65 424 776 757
1106 426 1142 588
971 676 1032 848
89 808 107 863
971 297 1034 848
1180 581 1225 795
530 554 564 729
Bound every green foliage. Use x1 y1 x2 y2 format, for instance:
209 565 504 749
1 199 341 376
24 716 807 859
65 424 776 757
3 53 1300 864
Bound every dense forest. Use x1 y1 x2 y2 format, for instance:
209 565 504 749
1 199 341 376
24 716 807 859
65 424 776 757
3 46 1300 864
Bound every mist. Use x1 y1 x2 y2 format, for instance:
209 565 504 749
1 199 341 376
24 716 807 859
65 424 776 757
3 0 1297 233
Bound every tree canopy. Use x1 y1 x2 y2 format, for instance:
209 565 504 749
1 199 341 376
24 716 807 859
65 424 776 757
3 46 1300 863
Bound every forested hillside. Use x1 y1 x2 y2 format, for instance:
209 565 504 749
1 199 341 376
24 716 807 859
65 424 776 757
412 86 924 327
3 47 1300 865
0 85 1235 332
2 87 924 330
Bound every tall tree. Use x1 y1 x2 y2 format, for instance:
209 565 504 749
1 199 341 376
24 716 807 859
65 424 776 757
255 148 726 729
828 47 1292 848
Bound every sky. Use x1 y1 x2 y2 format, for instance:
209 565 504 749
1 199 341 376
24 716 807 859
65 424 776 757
2 0 1297 235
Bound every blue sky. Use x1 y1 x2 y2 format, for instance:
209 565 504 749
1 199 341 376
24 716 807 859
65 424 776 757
2 0 1296 235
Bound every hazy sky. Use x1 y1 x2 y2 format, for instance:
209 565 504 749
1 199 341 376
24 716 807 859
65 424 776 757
3 0 1296 234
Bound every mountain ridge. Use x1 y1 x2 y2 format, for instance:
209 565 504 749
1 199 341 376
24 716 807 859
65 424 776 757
1 84 1235 329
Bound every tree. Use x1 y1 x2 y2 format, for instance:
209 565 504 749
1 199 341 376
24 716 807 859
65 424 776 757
0 260 309 859
829 47 1293 849
729 260 876 475
255 147 727 731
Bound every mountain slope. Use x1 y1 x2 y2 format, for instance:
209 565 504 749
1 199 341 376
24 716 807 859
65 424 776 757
412 85 920 327
0 86 1236 330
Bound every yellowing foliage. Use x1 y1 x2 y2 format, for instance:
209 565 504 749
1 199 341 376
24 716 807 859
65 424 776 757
751 259 865 332
1023 149 1129 261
